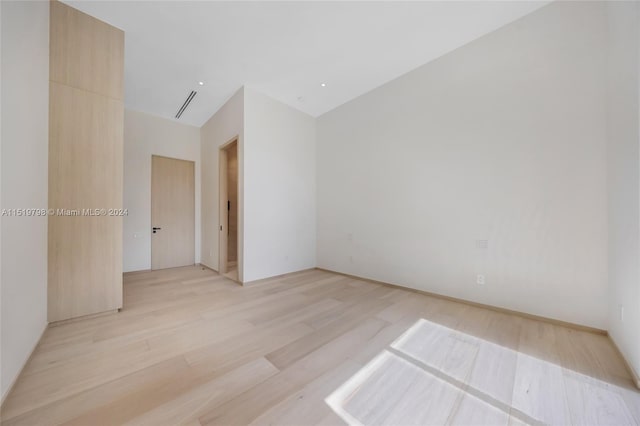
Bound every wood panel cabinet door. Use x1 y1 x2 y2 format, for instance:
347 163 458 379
48 0 124 322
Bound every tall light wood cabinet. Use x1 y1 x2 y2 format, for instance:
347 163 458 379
48 1 124 322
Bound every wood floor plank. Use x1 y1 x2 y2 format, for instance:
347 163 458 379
450 392 510 426
511 351 572 425
265 298 392 370
200 318 390 425
468 339 518 407
563 369 636 426
249 360 362 426
183 320 315 375
1 356 192 426
330 351 464 426
121 357 279 426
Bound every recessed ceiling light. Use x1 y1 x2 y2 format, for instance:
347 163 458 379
320 83 326 87
198 81 205 86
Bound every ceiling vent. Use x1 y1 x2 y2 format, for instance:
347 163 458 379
175 90 197 119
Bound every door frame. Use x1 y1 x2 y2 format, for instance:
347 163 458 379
218 137 240 280
150 154 196 270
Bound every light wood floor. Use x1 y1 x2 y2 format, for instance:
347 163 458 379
1 266 639 425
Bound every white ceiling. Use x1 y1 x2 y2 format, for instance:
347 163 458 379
65 1 549 127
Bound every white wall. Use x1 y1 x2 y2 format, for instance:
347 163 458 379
317 1 609 329
201 88 244 277
606 1 640 382
0 0 49 400
123 109 201 272
243 87 316 282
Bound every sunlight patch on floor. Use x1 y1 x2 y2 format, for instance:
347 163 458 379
325 319 638 426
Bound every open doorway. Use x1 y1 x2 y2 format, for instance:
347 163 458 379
219 139 239 281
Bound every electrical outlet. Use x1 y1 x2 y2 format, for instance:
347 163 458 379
619 304 624 322
347 233 353 242
209 250 213 258
349 256 354 263
476 274 485 285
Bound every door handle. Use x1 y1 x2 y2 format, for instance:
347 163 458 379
152 227 162 234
